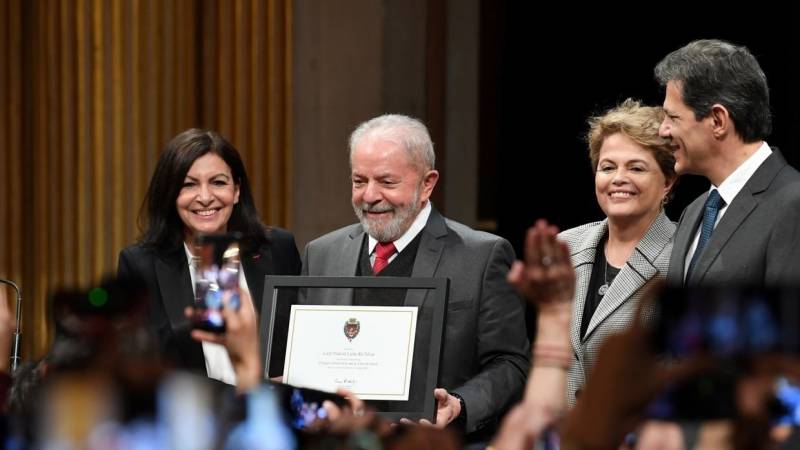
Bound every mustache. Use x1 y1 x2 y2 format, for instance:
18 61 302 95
357 203 394 213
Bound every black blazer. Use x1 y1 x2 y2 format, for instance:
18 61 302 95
117 228 301 373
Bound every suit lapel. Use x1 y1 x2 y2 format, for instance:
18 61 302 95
155 250 195 331
307 228 363 306
406 209 447 308
688 150 785 284
567 223 605 357
243 245 273 314
668 198 704 284
340 228 365 276
585 212 672 339
327 227 366 305
155 249 204 367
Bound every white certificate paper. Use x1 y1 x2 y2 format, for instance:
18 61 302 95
282 305 418 401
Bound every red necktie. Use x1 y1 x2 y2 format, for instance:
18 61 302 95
372 241 397 274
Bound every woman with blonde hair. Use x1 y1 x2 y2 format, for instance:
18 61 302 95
510 99 677 406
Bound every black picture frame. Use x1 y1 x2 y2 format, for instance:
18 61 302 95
258 275 449 422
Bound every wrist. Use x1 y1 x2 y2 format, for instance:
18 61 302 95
450 392 467 426
535 318 571 343
537 301 572 320
234 360 263 392
532 342 572 370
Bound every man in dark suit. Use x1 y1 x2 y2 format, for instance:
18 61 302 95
302 114 530 440
656 39 800 287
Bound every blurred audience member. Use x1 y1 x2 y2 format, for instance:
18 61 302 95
495 219 575 449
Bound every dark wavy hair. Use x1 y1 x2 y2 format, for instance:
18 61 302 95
138 129 269 252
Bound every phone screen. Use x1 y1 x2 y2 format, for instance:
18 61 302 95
774 377 800 426
264 382 348 430
647 285 800 420
192 233 241 332
287 387 329 429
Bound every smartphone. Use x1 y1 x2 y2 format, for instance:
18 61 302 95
647 285 800 420
191 233 242 333
265 382 349 430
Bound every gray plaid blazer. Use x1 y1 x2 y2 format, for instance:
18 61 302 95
559 211 675 406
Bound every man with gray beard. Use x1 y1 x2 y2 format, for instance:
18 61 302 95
301 114 530 442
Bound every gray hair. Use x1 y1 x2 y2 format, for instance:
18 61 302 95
348 114 436 171
654 39 771 142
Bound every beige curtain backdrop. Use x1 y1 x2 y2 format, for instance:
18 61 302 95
0 0 292 359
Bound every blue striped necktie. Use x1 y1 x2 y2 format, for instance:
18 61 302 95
686 189 725 281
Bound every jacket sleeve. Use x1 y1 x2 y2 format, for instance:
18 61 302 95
451 238 531 433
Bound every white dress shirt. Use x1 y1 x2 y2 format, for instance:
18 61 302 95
683 142 773 281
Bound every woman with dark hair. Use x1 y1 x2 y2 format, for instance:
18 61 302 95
118 129 301 384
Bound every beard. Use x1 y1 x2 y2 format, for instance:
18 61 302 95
353 188 422 243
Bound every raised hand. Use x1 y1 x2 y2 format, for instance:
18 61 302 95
507 219 574 307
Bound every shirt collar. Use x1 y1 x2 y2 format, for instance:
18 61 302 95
368 202 432 255
713 141 772 205
183 242 200 268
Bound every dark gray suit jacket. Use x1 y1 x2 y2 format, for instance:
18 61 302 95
667 150 800 286
302 209 530 435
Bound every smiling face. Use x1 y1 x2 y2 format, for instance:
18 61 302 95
350 137 438 242
659 81 717 177
176 152 240 242
595 133 674 227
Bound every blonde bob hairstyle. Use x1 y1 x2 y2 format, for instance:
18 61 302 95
586 98 676 185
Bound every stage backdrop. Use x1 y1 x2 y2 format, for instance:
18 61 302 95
0 0 292 359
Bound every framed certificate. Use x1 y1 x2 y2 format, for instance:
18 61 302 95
258 276 449 421
283 305 418 401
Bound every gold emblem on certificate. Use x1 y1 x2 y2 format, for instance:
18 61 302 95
343 318 360 342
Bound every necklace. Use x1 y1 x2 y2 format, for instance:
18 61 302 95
598 261 611 296
599 213 659 296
